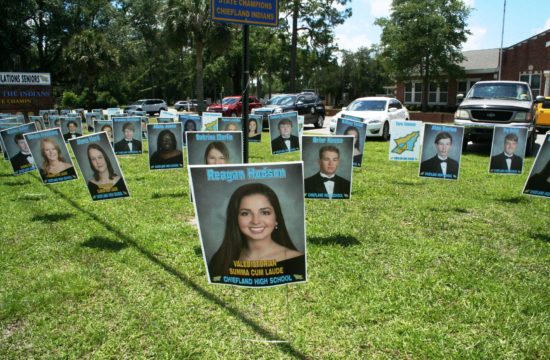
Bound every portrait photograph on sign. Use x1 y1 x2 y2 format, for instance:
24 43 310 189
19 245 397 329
179 115 202 145
489 126 527 174
247 114 263 143
419 124 464 180
60 117 83 142
0 123 37 174
335 117 367 167
302 135 354 200
94 120 114 144
186 131 243 166
112 116 143 155
0 123 20 160
147 122 183 170
523 133 550 198
201 112 221 131
29 116 45 131
217 117 242 132
24 128 78 184
269 112 300 155
69 132 130 201
189 161 306 287
389 120 423 161
49 115 61 129
85 112 103 131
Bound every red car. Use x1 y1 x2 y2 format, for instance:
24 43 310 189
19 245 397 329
206 96 263 117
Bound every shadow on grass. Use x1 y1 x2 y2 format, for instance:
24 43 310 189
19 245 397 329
5 180 31 186
530 232 550 243
38 175 306 358
82 236 128 252
32 213 74 223
309 235 360 247
393 180 426 186
193 245 203 257
497 196 528 204
429 207 470 214
151 192 185 199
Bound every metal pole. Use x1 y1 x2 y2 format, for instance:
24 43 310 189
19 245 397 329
242 25 250 163
498 0 506 80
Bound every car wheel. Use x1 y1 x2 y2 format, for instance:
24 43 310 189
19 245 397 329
314 114 324 128
381 121 390 141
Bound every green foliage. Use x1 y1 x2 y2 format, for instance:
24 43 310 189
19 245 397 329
376 0 470 111
60 91 80 108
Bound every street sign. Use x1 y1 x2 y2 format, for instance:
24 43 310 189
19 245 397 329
211 0 278 27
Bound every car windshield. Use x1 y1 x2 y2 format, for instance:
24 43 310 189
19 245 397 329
347 100 387 111
467 83 531 101
267 95 296 106
222 98 239 105
132 100 145 106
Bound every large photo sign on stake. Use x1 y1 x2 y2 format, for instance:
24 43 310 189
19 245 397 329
269 112 300 155
94 120 114 144
489 126 527 174
302 135 354 200
0 123 37 174
335 117 367 167
179 115 202 145
247 114 263 143
186 131 243 166
24 128 78 184
189 161 306 287
389 120 422 161
112 116 143 155
523 133 550 198
147 122 184 170
69 132 130 201
419 124 464 180
217 117 242 132
60 117 83 142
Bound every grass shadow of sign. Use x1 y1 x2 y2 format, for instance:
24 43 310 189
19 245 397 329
151 191 184 199
32 213 74 223
82 236 128 252
530 232 550 244
308 235 360 247
497 196 529 204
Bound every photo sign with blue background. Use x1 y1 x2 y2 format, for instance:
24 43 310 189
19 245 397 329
211 0 278 27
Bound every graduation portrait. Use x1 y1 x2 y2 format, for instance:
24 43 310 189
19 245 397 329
419 124 464 180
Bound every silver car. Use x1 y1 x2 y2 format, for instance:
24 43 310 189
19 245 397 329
126 99 167 115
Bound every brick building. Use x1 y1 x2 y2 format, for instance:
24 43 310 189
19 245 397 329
395 29 550 108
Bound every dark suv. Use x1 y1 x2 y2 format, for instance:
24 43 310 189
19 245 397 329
251 92 325 128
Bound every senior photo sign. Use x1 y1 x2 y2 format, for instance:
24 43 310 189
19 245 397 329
269 112 300 155
489 126 527 174
523 133 550 198
335 117 367 167
389 120 422 161
70 132 130 201
419 124 464 180
189 162 306 287
0 123 37 175
147 123 184 170
302 135 354 200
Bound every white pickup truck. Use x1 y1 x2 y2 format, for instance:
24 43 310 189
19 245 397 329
454 81 537 155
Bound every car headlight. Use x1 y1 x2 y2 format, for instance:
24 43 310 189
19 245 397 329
513 112 531 122
274 108 283 114
455 109 470 119
368 119 381 124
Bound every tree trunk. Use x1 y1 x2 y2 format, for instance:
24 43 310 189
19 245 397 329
289 0 299 93
195 41 205 115
421 57 429 112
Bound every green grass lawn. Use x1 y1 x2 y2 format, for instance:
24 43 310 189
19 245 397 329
1 132 549 359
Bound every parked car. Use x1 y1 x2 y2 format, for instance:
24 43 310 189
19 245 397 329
535 96 550 133
125 99 167 115
329 97 410 140
454 81 538 155
174 99 208 111
251 92 325 128
206 96 263 117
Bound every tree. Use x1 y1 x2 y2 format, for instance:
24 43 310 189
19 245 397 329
376 0 470 111
164 0 231 114
282 0 352 92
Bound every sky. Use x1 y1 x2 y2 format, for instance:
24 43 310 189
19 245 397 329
334 0 550 52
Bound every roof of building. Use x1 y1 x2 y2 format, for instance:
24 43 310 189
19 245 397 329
460 48 500 72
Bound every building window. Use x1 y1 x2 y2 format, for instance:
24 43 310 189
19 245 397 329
519 73 541 97
428 82 448 104
405 82 422 103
